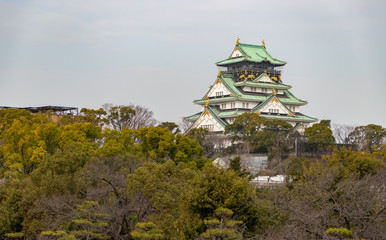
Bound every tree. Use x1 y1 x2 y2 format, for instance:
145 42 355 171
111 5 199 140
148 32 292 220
185 128 221 158
103 103 157 130
0 110 55 176
346 124 385 152
127 160 196 238
104 105 136 131
176 163 261 238
126 104 157 130
225 113 266 154
199 207 243 240
228 156 249 178
40 201 109 240
260 119 292 166
179 119 193 134
332 123 354 144
79 108 109 127
185 128 209 147
304 120 335 154
158 122 180 135
131 222 164 240
265 147 386 239
136 126 205 165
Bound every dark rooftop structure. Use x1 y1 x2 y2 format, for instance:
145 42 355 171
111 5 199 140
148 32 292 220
0 106 78 115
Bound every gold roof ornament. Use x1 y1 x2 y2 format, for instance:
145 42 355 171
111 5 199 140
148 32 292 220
262 40 266 48
236 37 240 45
218 70 222 77
205 99 210 107
272 88 276 95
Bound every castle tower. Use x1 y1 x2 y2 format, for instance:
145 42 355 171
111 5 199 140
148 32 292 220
185 39 317 133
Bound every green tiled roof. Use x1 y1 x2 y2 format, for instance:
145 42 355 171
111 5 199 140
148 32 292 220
194 96 237 104
217 109 249 118
217 43 286 66
220 75 243 96
207 106 228 128
292 122 305 133
215 57 246 65
251 94 301 120
194 91 306 106
259 113 317 122
184 112 201 122
234 81 291 90
281 90 307 105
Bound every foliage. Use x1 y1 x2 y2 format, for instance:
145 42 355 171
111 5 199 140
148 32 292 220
225 113 265 153
225 113 292 165
40 200 109 239
304 119 335 153
127 161 195 238
326 227 353 238
228 156 250 178
199 207 243 240
158 121 180 135
177 163 263 238
131 222 164 240
0 107 384 240
264 147 386 239
346 124 385 152
185 128 209 147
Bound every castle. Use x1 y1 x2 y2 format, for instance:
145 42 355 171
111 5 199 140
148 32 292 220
185 39 317 133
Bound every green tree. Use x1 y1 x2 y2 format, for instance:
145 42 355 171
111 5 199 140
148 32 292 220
259 119 292 166
177 163 261 238
80 108 109 127
268 147 385 239
185 128 209 147
225 113 266 154
158 122 180 135
346 124 385 152
127 160 196 238
228 156 249 178
131 222 164 240
41 201 109 240
199 207 243 240
304 120 335 154
105 105 136 131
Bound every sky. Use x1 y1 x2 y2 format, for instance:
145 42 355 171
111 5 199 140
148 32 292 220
0 0 385 127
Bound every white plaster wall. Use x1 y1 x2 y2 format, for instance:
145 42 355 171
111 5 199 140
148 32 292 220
261 99 290 114
193 112 225 132
257 74 274 83
207 81 231 98
286 105 299 112
230 49 243 58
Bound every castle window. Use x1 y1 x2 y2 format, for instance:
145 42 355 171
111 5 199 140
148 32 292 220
269 109 279 114
262 88 267 93
221 103 227 109
231 103 235 108
242 102 249 108
251 87 257 92
202 124 214 131
216 91 223 97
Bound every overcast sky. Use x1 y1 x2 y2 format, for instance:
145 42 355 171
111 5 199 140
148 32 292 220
0 0 385 127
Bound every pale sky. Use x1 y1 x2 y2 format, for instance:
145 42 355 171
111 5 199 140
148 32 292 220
0 0 385 127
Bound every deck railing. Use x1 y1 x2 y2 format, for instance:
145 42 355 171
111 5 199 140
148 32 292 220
221 67 282 75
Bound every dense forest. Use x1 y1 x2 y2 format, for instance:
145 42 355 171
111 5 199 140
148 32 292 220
0 105 384 240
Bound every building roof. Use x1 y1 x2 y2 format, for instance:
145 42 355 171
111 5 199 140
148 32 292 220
194 88 307 106
216 42 286 66
234 81 291 90
0 105 78 113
